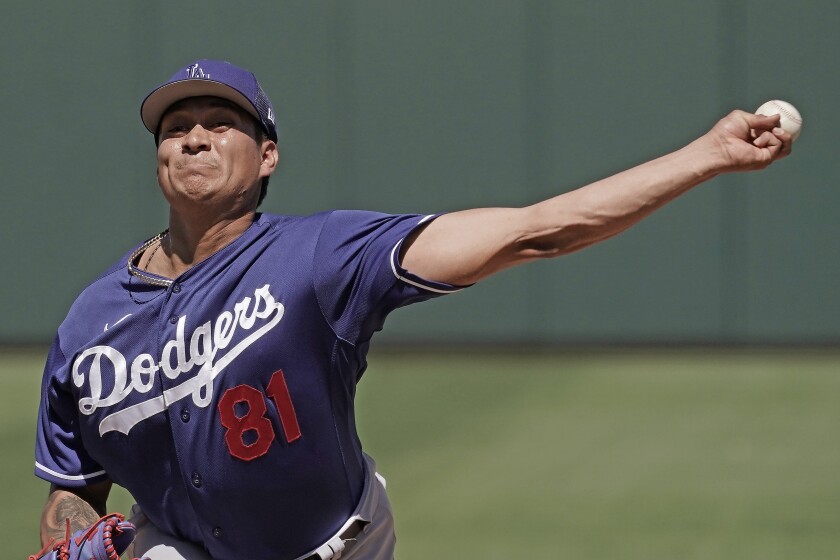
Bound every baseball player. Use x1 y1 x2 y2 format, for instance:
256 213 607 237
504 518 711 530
32 59 792 560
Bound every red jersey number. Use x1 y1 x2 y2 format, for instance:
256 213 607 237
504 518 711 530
217 370 302 461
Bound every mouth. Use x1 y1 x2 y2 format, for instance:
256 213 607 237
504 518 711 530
176 160 219 171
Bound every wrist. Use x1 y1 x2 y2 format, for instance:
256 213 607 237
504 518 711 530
680 135 728 181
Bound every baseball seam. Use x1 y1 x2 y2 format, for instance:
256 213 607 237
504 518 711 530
769 101 802 124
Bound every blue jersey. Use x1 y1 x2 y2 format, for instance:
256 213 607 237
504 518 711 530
35 211 461 559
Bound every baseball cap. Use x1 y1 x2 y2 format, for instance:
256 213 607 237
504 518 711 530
141 59 277 141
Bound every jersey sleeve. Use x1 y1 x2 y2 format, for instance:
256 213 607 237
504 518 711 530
34 334 108 487
313 211 467 345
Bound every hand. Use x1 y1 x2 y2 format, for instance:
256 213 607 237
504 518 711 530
705 109 793 173
28 513 148 560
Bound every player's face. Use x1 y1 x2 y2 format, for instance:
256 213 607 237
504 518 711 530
156 96 276 210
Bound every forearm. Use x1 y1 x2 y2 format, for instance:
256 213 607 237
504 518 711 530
519 136 723 257
40 483 110 545
403 138 723 284
401 110 787 285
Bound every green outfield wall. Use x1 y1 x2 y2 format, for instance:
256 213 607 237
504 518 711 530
1 1 838 345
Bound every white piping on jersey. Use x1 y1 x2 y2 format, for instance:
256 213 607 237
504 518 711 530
35 461 106 481
389 214 462 294
389 243 462 295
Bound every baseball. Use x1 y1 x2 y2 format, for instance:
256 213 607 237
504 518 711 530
755 99 802 141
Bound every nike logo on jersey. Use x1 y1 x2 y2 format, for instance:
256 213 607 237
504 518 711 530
71 284 285 436
104 314 133 332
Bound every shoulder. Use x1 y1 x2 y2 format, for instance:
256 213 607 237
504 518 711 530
253 211 336 235
255 210 427 249
316 210 432 238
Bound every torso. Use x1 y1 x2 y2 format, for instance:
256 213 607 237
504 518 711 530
36 211 454 559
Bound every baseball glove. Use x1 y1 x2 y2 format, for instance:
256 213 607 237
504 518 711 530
28 513 147 560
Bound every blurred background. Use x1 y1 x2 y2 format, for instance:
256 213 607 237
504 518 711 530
2 1 838 558
1 0 838 346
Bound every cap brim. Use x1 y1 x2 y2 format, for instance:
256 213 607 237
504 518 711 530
141 79 261 135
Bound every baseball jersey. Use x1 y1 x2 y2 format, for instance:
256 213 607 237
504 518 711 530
35 211 463 560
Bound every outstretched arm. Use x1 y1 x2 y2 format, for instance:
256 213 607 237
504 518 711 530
40 481 111 546
401 110 791 286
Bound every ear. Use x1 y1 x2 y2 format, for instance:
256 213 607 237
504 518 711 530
259 140 279 179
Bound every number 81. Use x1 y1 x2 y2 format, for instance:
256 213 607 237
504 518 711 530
217 370 302 461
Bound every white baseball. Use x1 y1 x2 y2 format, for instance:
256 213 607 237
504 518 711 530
755 100 802 141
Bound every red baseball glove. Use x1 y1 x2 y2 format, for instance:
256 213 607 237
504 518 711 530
28 513 147 560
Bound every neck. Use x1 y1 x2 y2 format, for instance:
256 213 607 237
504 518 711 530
151 210 256 279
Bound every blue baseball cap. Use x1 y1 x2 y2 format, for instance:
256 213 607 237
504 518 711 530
141 59 277 141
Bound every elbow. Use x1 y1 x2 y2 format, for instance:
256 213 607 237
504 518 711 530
513 200 624 260
515 221 609 260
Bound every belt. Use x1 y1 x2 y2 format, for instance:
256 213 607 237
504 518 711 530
301 518 369 560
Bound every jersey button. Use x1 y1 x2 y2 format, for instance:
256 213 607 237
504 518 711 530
191 472 202 488
169 315 179 324
212 527 223 538
172 283 182 293
180 409 190 423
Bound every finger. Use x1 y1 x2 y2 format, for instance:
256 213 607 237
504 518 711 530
772 127 793 158
748 112 782 132
772 127 792 142
752 130 779 148
754 131 787 163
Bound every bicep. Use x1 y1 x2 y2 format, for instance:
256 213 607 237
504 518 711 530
400 207 548 286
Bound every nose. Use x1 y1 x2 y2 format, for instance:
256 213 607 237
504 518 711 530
182 124 211 153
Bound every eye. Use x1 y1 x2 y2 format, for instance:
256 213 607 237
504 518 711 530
209 121 232 132
161 124 189 139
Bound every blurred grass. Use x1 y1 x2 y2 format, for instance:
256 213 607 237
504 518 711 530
3 348 839 559
0 350 136 558
357 350 840 559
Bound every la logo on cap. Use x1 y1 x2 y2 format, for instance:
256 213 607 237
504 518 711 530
186 63 210 79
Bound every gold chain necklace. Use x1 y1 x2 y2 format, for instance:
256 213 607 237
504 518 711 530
127 230 172 287
144 234 165 269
